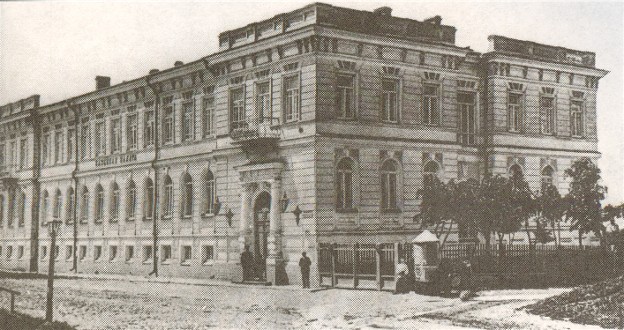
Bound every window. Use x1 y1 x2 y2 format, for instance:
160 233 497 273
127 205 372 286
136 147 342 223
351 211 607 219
125 245 134 261
201 245 214 264
65 246 73 260
423 161 439 178
67 130 75 162
163 176 173 218
41 190 49 226
571 100 583 137
256 82 271 122
0 195 4 227
42 134 50 165
9 141 16 169
382 79 399 122
0 247 2 258
79 245 86 261
336 74 355 119
423 84 440 125
110 182 120 222
6 246 12 259
181 99 194 142
508 93 523 132
181 245 192 264
162 103 174 144
203 171 216 216
17 246 24 259
95 121 106 156
127 180 136 220
161 245 172 263
41 246 47 259
66 188 75 224
54 130 64 163
142 246 153 263
19 138 28 168
283 76 300 122
80 121 90 160
109 245 118 261
144 110 155 147
182 173 193 218
94 245 102 261
111 118 121 153
203 97 215 137
0 144 4 168
8 194 14 227
336 158 354 211
80 187 89 223
144 178 154 220
95 184 104 223
127 114 138 151
53 189 62 220
509 164 523 177
380 160 398 211
540 96 555 135
458 92 476 145
541 165 555 189
229 88 246 130
18 192 25 227
54 245 60 260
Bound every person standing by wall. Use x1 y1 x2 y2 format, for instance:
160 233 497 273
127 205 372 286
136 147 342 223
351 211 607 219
240 245 254 281
299 252 311 288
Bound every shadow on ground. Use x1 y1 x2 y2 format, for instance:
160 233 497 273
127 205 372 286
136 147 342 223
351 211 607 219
0 309 75 330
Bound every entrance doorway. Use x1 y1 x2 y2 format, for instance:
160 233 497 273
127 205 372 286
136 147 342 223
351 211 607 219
253 192 271 280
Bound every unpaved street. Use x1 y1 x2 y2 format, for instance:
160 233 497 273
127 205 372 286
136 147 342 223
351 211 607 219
0 276 601 329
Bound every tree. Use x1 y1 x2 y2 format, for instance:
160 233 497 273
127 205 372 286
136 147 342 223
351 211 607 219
537 184 566 246
416 175 454 247
564 158 607 247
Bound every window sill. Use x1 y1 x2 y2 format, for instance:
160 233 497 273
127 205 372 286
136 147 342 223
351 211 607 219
336 208 358 214
381 120 399 125
162 216 172 221
202 261 215 266
110 219 119 223
201 213 215 219
126 217 135 222
142 217 153 222
161 260 171 265
182 215 192 220
142 260 153 265
180 261 191 266
125 259 134 263
94 259 103 263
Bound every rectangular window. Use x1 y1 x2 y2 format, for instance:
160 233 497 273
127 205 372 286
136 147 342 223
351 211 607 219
42 134 50 165
10 141 16 169
17 245 24 259
80 122 90 160
127 114 138 151
382 79 399 122
181 245 192 264
54 245 60 260
230 88 246 130
337 74 355 119
125 245 134 261
109 246 118 261
94 246 102 261
111 118 121 153
201 245 214 265
540 97 555 135
283 76 300 122
41 246 47 259
142 246 153 263
95 121 106 156
0 144 5 168
54 131 63 164
423 84 439 125
67 129 75 162
79 245 86 261
6 246 12 259
19 139 28 169
161 245 172 263
256 82 271 122
162 105 174 144
144 110 155 147
508 93 523 132
571 101 584 137
203 97 215 137
182 100 194 142
65 246 73 260
458 92 476 145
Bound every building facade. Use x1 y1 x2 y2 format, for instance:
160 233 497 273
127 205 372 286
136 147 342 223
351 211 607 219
0 3 608 285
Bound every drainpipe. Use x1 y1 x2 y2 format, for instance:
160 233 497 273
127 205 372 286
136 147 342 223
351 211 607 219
66 99 80 273
29 106 42 273
146 76 160 277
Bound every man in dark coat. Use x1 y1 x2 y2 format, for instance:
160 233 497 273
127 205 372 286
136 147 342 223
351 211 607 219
299 252 312 288
240 245 253 281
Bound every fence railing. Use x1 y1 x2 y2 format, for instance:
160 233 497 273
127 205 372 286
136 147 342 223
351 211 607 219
230 117 281 142
0 287 20 313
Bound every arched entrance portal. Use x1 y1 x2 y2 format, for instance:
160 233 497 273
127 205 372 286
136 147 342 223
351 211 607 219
253 191 271 280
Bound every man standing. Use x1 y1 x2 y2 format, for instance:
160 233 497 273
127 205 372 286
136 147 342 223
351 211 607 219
240 245 253 281
299 252 312 288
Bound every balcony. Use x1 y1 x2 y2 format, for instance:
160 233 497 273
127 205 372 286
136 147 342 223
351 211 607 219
230 117 281 152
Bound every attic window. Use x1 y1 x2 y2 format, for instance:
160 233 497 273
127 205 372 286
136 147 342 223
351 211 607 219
424 72 441 80
457 80 476 89
255 69 270 79
383 66 400 75
508 82 524 91
541 87 555 95
283 62 299 72
230 76 244 85
338 61 356 71
203 86 215 94
183 91 193 100
572 91 584 99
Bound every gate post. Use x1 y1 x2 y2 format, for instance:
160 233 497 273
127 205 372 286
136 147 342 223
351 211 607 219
375 243 382 291
353 243 359 288
331 243 337 287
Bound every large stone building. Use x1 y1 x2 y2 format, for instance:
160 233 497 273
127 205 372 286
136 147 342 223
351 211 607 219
0 3 608 285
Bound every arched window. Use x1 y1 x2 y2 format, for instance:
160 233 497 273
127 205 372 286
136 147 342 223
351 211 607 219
181 173 193 217
66 187 75 224
163 175 173 218
110 182 120 222
80 186 89 223
423 161 439 178
0 195 4 227
18 192 26 227
509 164 523 177
336 158 354 210
127 180 137 220
95 184 104 223
203 170 216 215
53 189 62 220
381 160 399 211
541 165 555 189
41 190 49 226
144 178 154 220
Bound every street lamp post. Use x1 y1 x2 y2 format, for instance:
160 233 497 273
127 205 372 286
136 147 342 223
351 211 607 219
46 219 62 322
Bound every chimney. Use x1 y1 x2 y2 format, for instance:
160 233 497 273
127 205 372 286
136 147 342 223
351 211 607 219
373 6 392 16
424 15 442 25
174 61 184 67
149 69 160 75
95 76 111 90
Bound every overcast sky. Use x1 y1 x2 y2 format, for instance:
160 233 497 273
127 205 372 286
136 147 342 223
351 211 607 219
0 1 622 203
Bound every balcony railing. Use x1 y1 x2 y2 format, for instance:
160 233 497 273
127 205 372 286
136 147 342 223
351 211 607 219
230 117 281 143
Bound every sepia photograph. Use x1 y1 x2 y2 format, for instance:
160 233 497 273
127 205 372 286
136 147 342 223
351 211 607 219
0 1 623 329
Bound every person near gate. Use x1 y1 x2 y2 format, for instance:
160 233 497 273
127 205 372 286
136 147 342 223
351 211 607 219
299 252 312 288
240 245 254 281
